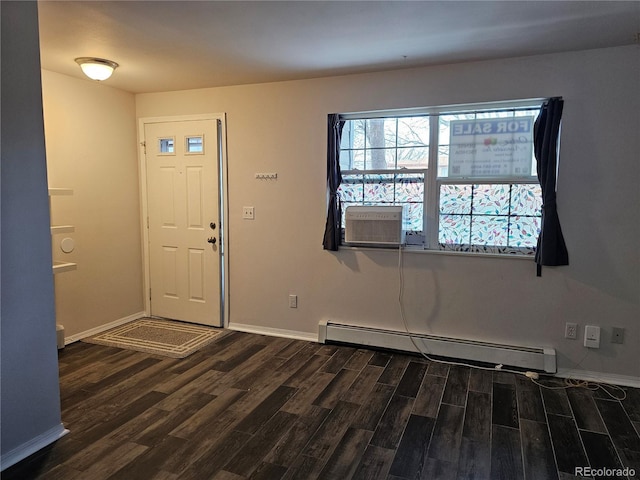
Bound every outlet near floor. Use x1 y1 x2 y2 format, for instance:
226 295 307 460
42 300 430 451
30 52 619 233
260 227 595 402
611 327 625 344
288 294 297 308
565 322 577 340
584 325 601 348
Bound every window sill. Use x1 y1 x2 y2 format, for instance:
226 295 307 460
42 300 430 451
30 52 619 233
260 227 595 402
339 244 535 261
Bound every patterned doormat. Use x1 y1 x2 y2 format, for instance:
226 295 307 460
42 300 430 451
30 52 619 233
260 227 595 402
83 318 224 358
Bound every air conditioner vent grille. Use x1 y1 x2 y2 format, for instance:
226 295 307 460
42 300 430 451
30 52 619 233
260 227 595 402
344 206 405 246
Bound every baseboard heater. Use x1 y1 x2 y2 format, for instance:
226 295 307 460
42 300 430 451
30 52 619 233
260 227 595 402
318 320 556 373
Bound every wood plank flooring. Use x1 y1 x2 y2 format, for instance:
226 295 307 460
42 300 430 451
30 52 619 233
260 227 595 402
3 331 640 480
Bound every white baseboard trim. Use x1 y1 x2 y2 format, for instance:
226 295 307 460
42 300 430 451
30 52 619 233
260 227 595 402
555 368 640 389
76 315 636 389
64 311 146 344
0 423 69 471
227 323 640 388
228 322 318 343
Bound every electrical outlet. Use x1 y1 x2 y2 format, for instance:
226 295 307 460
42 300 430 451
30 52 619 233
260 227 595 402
288 294 297 308
242 206 255 220
611 327 624 344
584 325 601 348
565 322 577 340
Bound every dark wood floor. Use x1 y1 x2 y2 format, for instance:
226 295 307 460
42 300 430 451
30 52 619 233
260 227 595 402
3 330 640 480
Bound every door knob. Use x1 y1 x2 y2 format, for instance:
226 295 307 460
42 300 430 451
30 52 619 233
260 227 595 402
207 237 217 244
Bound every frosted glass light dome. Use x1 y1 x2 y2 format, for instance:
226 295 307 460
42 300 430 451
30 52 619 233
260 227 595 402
74 57 119 81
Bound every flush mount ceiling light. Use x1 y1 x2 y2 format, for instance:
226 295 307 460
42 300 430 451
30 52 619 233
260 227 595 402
74 57 119 81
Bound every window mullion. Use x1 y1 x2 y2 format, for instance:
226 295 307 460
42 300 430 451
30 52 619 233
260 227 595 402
394 119 398 203
469 185 476 246
425 115 440 249
507 184 514 248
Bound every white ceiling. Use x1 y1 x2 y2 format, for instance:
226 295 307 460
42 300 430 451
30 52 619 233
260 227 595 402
37 0 639 94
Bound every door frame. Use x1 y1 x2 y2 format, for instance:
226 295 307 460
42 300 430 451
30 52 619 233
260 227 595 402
137 113 229 327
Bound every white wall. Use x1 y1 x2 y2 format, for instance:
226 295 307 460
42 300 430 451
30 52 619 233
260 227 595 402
136 45 639 381
41 70 144 339
1 1 66 468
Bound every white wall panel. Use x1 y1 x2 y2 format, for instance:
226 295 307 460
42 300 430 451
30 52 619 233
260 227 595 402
130 45 636 380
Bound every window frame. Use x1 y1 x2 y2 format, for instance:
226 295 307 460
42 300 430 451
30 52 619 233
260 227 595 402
337 98 546 255
185 134 205 154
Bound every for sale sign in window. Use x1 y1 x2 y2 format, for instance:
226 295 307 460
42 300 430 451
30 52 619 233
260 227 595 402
448 116 535 178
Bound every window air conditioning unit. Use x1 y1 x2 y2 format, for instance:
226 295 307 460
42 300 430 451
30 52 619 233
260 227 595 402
344 206 405 247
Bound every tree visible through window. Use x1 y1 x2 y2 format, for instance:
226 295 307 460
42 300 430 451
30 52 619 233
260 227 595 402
339 116 429 233
336 101 545 254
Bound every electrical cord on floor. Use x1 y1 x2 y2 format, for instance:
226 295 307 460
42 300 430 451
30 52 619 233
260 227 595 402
396 244 627 401
528 376 627 401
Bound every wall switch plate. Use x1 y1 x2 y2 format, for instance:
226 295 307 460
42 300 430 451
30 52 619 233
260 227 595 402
242 206 255 220
584 325 601 348
288 294 297 308
611 327 624 344
565 322 577 340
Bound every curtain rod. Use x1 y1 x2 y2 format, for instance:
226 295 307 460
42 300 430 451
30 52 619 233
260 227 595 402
338 98 548 120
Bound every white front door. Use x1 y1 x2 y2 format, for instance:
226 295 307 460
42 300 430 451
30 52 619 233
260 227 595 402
144 118 221 326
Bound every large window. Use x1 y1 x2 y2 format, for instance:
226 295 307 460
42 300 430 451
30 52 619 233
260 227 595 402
336 101 544 254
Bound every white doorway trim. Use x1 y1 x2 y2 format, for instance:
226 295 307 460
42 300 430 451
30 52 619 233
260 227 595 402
137 113 229 327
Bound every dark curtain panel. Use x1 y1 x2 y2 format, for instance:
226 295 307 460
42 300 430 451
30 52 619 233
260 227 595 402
322 114 345 251
534 97 569 276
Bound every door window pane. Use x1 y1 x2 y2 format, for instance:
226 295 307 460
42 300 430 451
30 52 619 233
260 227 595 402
158 137 175 154
186 136 203 153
